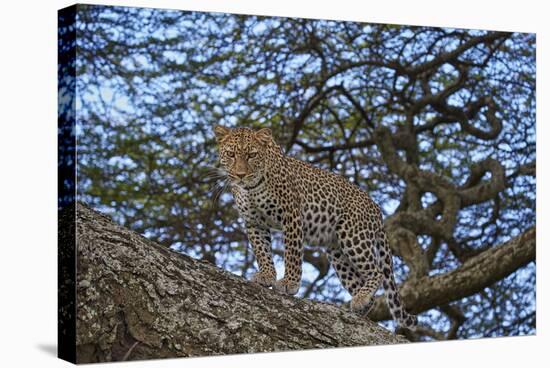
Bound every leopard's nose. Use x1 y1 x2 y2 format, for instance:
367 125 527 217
235 171 247 179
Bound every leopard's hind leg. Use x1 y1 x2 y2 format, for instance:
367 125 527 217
326 247 365 296
335 220 383 315
328 231 382 315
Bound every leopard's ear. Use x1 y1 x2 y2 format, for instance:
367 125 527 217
255 128 272 146
214 125 231 143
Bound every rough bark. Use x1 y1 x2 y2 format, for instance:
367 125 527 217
368 227 536 321
72 203 407 363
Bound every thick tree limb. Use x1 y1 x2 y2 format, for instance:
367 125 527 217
375 126 460 238
459 158 506 206
71 203 406 363
368 226 535 321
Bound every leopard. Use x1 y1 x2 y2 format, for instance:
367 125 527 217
214 125 417 330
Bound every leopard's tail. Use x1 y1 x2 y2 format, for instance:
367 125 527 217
377 230 417 330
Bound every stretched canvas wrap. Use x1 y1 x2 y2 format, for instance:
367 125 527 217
58 3 536 364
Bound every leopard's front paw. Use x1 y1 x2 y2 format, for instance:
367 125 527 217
274 278 300 295
350 292 374 315
250 271 276 287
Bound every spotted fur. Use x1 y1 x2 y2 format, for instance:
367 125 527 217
214 125 417 329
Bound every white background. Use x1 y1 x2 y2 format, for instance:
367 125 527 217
0 0 546 367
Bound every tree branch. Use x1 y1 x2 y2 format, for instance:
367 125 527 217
368 226 535 321
403 32 510 77
70 203 407 363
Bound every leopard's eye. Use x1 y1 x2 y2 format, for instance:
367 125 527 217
226 151 235 158
248 151 258 158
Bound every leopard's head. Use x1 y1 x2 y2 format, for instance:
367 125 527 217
214 125 274 188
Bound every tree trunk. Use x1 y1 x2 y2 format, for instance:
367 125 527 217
71 203 406 363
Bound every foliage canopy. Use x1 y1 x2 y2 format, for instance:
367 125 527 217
67 5 536 340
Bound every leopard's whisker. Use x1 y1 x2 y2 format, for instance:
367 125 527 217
212 179 230 204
